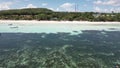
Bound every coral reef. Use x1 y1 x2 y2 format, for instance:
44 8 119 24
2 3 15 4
0 31 120 68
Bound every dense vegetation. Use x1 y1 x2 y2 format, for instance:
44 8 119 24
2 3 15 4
0 8 120 21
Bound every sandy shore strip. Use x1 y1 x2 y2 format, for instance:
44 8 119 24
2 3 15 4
0 20 120 25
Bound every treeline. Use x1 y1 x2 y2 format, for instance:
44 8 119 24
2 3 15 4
0 8 120 21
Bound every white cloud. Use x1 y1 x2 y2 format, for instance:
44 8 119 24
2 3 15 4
94 7 101 12
94 7 111 12
49 8 54 10
93 0 120 13
110 8 120 13
56 8 60 11
94 7 110 12
48 8 60 11
94 6 120 13
22 4 37 8
0 2 13 10
60 3 75 11
42 3 48 6
94 0 120 6
94 0 102 4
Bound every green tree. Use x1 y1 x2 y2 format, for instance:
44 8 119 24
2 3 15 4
36 14 47 20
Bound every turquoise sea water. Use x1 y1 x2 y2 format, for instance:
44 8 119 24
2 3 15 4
0 23 120 33
0 22 120 68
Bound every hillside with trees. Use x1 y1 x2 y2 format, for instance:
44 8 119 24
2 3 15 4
0 8 120 22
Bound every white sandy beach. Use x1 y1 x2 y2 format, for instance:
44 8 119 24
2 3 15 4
0 20 120 25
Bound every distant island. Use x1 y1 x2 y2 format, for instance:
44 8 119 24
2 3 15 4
0 8 120 22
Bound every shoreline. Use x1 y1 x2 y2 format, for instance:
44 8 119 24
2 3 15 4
0 20 120 25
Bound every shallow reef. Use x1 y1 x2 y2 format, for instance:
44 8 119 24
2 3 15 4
0 31 120 68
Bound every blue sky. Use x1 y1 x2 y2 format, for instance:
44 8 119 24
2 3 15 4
0 0 120 12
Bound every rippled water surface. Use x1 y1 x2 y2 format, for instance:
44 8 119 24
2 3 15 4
0 22 120 68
